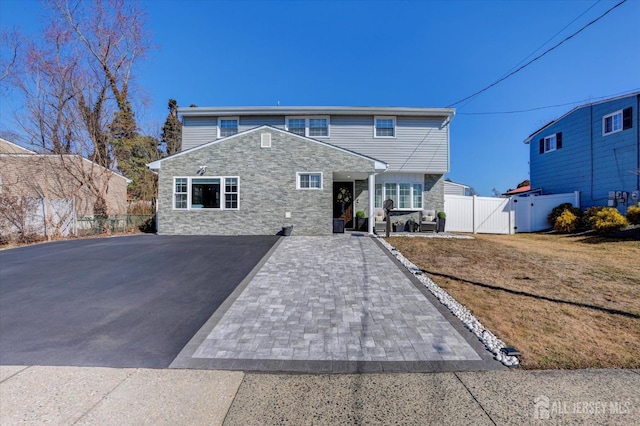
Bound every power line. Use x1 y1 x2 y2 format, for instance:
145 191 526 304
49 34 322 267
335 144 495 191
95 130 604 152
455 0 604 112
447 0 628 108
458 88 640 116
497 0 602 81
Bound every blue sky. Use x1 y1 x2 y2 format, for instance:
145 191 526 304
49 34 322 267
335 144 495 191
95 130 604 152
1 0 638 195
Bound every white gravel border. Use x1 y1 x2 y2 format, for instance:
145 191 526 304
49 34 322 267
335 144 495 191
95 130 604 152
377 235 520 367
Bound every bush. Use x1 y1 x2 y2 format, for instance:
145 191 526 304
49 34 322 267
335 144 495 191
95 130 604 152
548 203 581 227
437 211 446 219
581 206 607 230
554 210 580 233
626 203 640 225
590 207 628 234
356 210 366 219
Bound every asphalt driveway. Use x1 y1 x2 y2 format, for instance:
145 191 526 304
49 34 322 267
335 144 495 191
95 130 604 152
0 235 279 368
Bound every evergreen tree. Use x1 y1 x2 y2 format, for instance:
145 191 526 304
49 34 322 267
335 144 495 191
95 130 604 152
161 99 182 156
109 101 161 201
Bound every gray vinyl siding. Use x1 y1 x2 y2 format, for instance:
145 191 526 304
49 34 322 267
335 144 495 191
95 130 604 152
327 116 449 173
182 116 217 150
181 113 450 173
182 116 285 150
238 116 285 132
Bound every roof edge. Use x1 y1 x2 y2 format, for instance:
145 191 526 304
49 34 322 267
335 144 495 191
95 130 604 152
147 125 388 171
178 105 455 118
524 91 640 144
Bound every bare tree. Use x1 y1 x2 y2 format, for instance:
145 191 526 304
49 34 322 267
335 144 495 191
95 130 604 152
6 0 154 215
0 29 21 84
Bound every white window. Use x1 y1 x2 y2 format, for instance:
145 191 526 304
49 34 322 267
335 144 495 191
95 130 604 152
297 172 323 189
413 184 423 208
173 176 240 210
375 182 423 209
399 183 411 208
308 118 328 137
544 134 556 153
375 116 396 138
384 183 398 207
539 132 562 154
218 117 239 138
174 178 187 209
603 110 623 135
225 178 238 209
285 116 330 137
287 118 306 136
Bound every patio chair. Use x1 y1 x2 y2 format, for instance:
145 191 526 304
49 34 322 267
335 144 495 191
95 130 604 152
420 209 437 232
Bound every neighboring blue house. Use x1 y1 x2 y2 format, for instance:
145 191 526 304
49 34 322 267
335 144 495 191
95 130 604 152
524 92 639 213
148 106 455 236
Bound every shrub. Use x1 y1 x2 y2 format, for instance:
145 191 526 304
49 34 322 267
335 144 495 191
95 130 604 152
626 203 640 225
437 211 446 219
581 206 607 230
547 203 581 227
590 207 628 234
356 210 366 219
554 210 580 233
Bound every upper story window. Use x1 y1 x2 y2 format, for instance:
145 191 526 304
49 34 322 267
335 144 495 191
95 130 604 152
375 116 396 138
309 118 328 137
285 116 330 138
287 119 306 136
218 117 239 138
603 111 623 135
297 172 323 189
603 107 633 136
539 132 562 154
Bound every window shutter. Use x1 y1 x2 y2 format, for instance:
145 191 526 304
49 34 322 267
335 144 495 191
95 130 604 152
556 132 562 149
622 107 632 130
539 138 544 154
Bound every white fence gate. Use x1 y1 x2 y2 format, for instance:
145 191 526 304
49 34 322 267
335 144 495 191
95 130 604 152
513 191 580 233
444 192 580 234
444 195 513 234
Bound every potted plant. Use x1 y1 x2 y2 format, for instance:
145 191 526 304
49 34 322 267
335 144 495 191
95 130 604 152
437 211 446 232
355 210 367 231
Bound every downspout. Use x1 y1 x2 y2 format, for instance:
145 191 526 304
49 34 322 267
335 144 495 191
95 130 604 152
443 111 455 176
590 105 595 204
637 95 640 193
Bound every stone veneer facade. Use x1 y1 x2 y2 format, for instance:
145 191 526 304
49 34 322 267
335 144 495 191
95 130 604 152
157 128 379 235
423 174 445 213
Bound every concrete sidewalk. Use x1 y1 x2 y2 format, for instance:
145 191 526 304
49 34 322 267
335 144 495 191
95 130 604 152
1 366 638 425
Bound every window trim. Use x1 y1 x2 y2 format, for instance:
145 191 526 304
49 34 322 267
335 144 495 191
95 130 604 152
285 116 330 138
173 176 240 210
602 110 623 136
374 116 396 138
217 116 239 138
375 182 423 209
539 132 563 154
296 172 323 190
543 134 556 153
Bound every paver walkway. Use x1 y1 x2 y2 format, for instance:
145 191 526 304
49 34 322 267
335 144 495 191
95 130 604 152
172 234 504 372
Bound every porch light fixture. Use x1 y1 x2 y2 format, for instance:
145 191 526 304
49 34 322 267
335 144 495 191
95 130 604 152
196 165 207 176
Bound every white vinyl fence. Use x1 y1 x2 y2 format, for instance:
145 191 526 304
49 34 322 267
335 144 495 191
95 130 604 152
513 191 580 233
444 192 580 234
444 195 513 234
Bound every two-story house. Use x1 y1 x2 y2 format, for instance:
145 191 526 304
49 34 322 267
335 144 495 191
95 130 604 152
525 92 639 213
148 106 455 235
